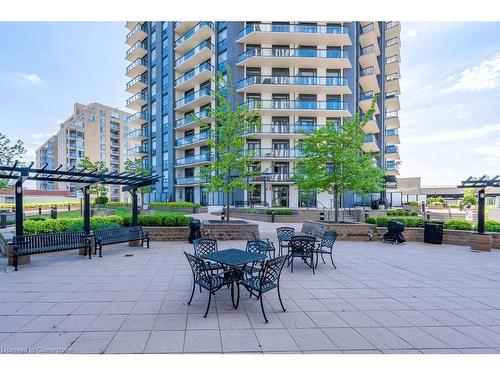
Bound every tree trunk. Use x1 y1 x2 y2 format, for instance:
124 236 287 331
226 190 230 222
333 186 339 223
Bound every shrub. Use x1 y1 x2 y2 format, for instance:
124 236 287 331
163 215 178 226
26 216 47 222
387 209 417 217
122 213 191 227
406 201 419 206
266 209 293 215
443 219 473 231
368 216 425 228
105 202 131 207
485 220 500 233
94 196 109 205
22 215 123 235
150 202 201 208
427 196 445 205
177 215 192 226
365 217 377 224
245 208 258 215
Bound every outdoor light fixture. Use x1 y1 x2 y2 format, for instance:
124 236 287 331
16 186 22 194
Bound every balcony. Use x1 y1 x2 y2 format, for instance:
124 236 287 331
126 23 147 46
175 87 213 112
385 21 401 39
359 44 380 70
385 36 400 57
362 115 379 134
175 40 214 73
385 54 400 75
242 123 317 137
174 22 215 54
174 63 215 91
237 75 351 95
359 22 380 48
246 148 304 159
359 92 380 114
126 41 147 62
174 109 212 130
126 127 148 142
237 48 351 69
385 128 400 145
385 91 401 111
385 145 400 160
385 160 400 176
175 153 212 166
249 173 294 183
245 100 350 117
359 66 380 93
175 176 207 186
385 111 400 129
126 145 148 158
174 21 198 35
237 23 351 46
126 92 148 111
175 131 210 148
385 73 400 92
126 75 148 94
126 58 147 78
362 134 380 153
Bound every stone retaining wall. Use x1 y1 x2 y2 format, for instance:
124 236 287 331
201 221 259 240
153 207 208 214
302 220 377 241
145 226 190 241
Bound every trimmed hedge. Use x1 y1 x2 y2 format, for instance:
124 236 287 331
105 202 131 207
443 219 473 231
367 217 500 233
122 214 192 227
23 215 124 235
150 202 201 208
387 209 418 216
266 209 293 215
484 220 500 233
0 201 79 209
406 201 420 206
365 217 425 228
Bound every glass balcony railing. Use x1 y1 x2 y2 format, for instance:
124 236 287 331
386 21 400 30
386 91 399 99
385 128 399 137
360 66 375 77
360 91 375 101
360 45 375 56
238 47 348 63
386 37 399 48
175 131 210 147
126 146 148 155
174 87 212 109
176 176 208 185
175 21 214 47
385 110 399 119
245 148 304 158
126 128 148 139
126 23 147 42
244 100 349 111
238 23 348 39
175 63 214 87
126 92 148 106
174 109 211 128
126 58 147 74
386 145 399 154
238 75 347 89
126 75 148 90
386 161 399 170
175 40 214 67
175 153 212 166
362 114 377 124
126 41 147 58
242 123 317 135
248 173 295 182
364 134 379 145
126 111 148 123
386 55 399 64
361 23 375 34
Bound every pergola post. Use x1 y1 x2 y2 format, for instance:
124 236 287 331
82 186 91 235
477 188 486 234
15 178 23 236
131 188 138 226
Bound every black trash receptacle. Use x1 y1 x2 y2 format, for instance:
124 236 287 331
371 200 379 210
424 222 443 244
188 219 202 244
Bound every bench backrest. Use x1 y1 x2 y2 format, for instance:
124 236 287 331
94 226 144 242
13 231 89 250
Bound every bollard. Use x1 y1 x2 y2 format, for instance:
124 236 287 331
319 212 325 221
38 205 42 215
0 213 6 229
271 210 275 223
426 212 431 220
68 203 71 211
50 208 57 219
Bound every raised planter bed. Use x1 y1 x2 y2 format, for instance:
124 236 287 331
144 226 190 241
302 220 377 241
153 206 207 214
201 220 259 240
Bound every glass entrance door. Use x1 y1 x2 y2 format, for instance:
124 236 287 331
272 185 289 207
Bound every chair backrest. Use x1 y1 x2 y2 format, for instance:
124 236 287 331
276 227 295 237
193 238 218 257
261 254 288 286
321 231 338 250
290 235 316 253
246 240 269 256
184 252 211 285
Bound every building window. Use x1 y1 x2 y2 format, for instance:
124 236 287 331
151 101 156 116
151 65 156 80
88 114 95 122
100 109 106 117
151 48 156 62
110 111 120 119
151 83 157 97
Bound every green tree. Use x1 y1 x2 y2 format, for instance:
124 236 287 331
0 133 26 189
78 156 108 199
194 68 261 222
293 98 383 222
125 158 151 205
462 188 477 206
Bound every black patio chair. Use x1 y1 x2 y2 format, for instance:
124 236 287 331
193 238 224 273
288 235 317 274
239 254 288 323
250 231 276 258
241 240 269 275
315 231 338 269
184 252 230 318
276 227 295 256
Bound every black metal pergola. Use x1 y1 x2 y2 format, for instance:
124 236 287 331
458 175 500 234
0 161 158 236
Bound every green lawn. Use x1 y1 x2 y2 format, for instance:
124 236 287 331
24 207 187 221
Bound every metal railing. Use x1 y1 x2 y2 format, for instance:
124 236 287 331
238 75 348 89
174 109 211 128
174 21 214 47
126 58 147 74
238 23 348 39
174 87 212 109
238 47 348 63
175 40 214 67
241 123 317 135
175 153 212 166
175 131 210 147
175 63 214 87
244 99 349 111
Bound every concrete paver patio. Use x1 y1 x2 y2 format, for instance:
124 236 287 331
1 236 500 354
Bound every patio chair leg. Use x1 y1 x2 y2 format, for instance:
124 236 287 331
321 253 326 264
330 252 337 269
187 280 195 305
311 255 315 275
235 283 240 309
259 293 268 324
277 284 286 312
315 252 319 269
204 289 212 318
291 256 294 273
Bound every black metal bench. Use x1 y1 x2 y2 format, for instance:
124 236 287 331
93 226 150 257
11 231 93 271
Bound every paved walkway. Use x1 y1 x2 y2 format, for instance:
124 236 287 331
1 239 500 354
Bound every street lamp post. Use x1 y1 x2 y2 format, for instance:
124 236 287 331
261 172 273 208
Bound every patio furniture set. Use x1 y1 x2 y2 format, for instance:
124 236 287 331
185 227 338 323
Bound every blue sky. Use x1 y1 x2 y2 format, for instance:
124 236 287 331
1 22 500 186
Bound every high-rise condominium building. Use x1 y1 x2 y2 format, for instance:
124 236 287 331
35 102 136 201
124 21 401 208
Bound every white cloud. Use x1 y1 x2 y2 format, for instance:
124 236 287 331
408 30 418 38
404 124 500 145
15 72 44 85
443 53 500 93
